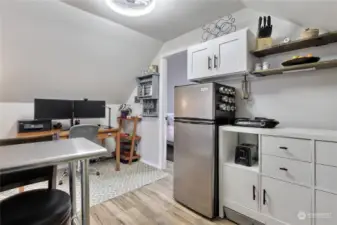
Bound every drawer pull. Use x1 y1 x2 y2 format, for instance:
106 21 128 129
279 167 288 171
263 189 267 205
253 185 256 200
279 146 288 150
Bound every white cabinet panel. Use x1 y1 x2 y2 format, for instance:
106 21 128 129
316 190 337 225
222 165 259 212
187 42 212 80
261 136 312 162
213 35 245 76
262 155 311 186
316 164 337 193
261 176 311 225
316 141 337 167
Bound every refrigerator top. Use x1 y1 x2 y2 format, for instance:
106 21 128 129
174 83 215 120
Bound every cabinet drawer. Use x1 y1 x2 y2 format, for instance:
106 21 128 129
262 136 311 162
262 176 311 225
316 190 337 225
262 155 311 186
316 164 337 193
316 141 337 167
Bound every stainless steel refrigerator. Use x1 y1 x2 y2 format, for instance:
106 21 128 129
173 83 236 218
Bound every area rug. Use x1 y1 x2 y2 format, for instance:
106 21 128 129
0 161 168 209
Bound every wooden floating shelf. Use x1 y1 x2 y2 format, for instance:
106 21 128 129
251 31 337 57
252 59 337 76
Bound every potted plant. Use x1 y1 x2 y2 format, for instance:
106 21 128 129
118 104 132 118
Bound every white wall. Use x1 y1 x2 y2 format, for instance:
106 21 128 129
129 8 337 168
167 51 192 114
0 0 162 103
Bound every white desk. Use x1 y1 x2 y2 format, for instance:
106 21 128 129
0 138 107 225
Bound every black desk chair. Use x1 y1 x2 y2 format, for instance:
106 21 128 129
0 135 71 225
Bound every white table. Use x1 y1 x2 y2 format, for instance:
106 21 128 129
0 138 107 225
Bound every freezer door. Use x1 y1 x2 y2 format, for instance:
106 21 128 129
174 83 215 120
174 121 215 218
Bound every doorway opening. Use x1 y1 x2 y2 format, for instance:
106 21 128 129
164 51 193 162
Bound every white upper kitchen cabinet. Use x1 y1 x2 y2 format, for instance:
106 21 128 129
187 41 213 80
187 28 255 81
212 28 255 78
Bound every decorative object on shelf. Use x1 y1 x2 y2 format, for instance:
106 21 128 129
300 28 319 40
283 37 291 44
282 55 320 67
118 104 132 118
251 31 337 57
201 14 236 42
148 65 158 73
141 65 159 76
262 61 270 70
241 75 251 101
256 16 273 50
255 63 262 71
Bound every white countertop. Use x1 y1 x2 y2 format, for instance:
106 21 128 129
0 138 107 174
220 125 337 142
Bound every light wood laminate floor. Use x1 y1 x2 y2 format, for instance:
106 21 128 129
90 164 234 225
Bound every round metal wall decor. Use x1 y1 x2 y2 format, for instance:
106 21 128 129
202 14 236 42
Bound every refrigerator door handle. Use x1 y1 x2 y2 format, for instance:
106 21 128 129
175 120 215 125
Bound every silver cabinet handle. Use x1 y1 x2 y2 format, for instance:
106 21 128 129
208 56 212 70
214 55 218 68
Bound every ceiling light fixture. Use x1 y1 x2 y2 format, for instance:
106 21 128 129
105 0 155 17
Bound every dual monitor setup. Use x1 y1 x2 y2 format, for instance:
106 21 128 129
34 99 106 120
18 99 110 134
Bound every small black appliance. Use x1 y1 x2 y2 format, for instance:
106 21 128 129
235 143 258 167
18 119 52 133
234 117 279 128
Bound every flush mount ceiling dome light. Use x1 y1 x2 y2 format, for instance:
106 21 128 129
105 0 155 17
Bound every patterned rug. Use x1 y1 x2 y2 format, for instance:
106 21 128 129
0 161 168 209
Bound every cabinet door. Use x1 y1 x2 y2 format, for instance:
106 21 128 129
212 31 247 76
222 165 259 212
316 190 337 225
261 176 311 225
187 42 212 80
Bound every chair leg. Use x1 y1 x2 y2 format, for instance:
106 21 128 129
58 169 68 185
48 166 57 189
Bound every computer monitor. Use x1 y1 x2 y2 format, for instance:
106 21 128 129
73 100 106 119
34 99 73 120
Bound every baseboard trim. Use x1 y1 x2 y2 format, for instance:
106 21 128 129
141 159 161 169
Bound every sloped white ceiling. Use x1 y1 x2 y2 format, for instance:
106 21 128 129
63 0 245 41
0 0 162 103
64 0 337 42
242 0 337 32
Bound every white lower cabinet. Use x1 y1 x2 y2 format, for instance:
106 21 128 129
261 176 311 225
316 190 337 225
222 165 259 213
